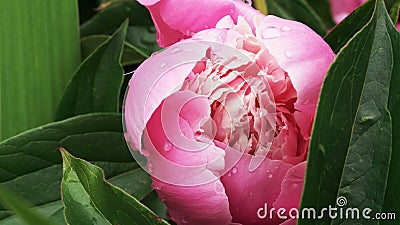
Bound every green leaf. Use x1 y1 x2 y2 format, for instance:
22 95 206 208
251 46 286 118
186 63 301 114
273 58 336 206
80 0 152 37
0 113 153 224
382 7 400 224
55 20 128 121
265 0 332 35
61 149 169 225
299 1 399 224
384 0 400 23
126 26 161 58
0 0 81 141
324 0 376 53
80 0 161 58
0 186 60 225
81 35 146 66
302 0 335 28
141 192 168 220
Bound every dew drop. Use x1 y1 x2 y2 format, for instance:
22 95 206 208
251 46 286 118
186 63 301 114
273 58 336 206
159 63 166 69
148 162 154 174
261 27 282 39
214 182 225 194
181 218 188 224
291 183 299 189
281 26 292 31
227 172 232 177
268 173 273 179
141 149 150 157
249 192 253 196
124 132 130 142
284 50 293 58
232 167 238 174
171 47 182 54
230 9 234 14
163 141 172 151
153 184 162 191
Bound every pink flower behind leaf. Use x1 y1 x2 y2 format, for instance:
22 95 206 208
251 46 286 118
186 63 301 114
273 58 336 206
124 1 335 225
329 0 367 23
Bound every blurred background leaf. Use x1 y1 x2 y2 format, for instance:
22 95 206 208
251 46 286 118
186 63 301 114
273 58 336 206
0 0 81 141
0 186 60 225
265 0 335 36
80 0 160 60
55 20 128 121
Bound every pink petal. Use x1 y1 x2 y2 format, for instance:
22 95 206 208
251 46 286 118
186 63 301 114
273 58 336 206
143 91 232 225
255 16 335 116
152 178 232 225
124 41 218 154
140 0 262 47
143 90 227 185
273 161 307 211
220 147 293 224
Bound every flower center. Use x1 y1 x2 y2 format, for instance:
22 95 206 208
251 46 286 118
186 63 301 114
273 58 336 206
180 43 296 157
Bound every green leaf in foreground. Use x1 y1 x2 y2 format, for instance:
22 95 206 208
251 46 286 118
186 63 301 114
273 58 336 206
0 0 80 141
0 186 59 225
299 1 399 224
0 113 155 224
56 20 128 121
61 149 168 225
382 5 400 224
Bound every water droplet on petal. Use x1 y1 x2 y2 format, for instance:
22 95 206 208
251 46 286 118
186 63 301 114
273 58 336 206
171 47 182 54
160 63 166 68
284 50 293 58
148 162 154 174
163 141 172 151
230 9 234 14
153 184 162 191
227 172 232 177
291 183 299 189
124 132 130 142
214 182 225 194
249 192 253 196
281 26 292 31
141 149 149 157
232 167 238 174
181 218 188 224
268 173 273 179
261 27 282 39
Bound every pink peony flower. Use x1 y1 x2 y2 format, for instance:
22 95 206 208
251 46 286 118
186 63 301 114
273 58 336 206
124 1 334 224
